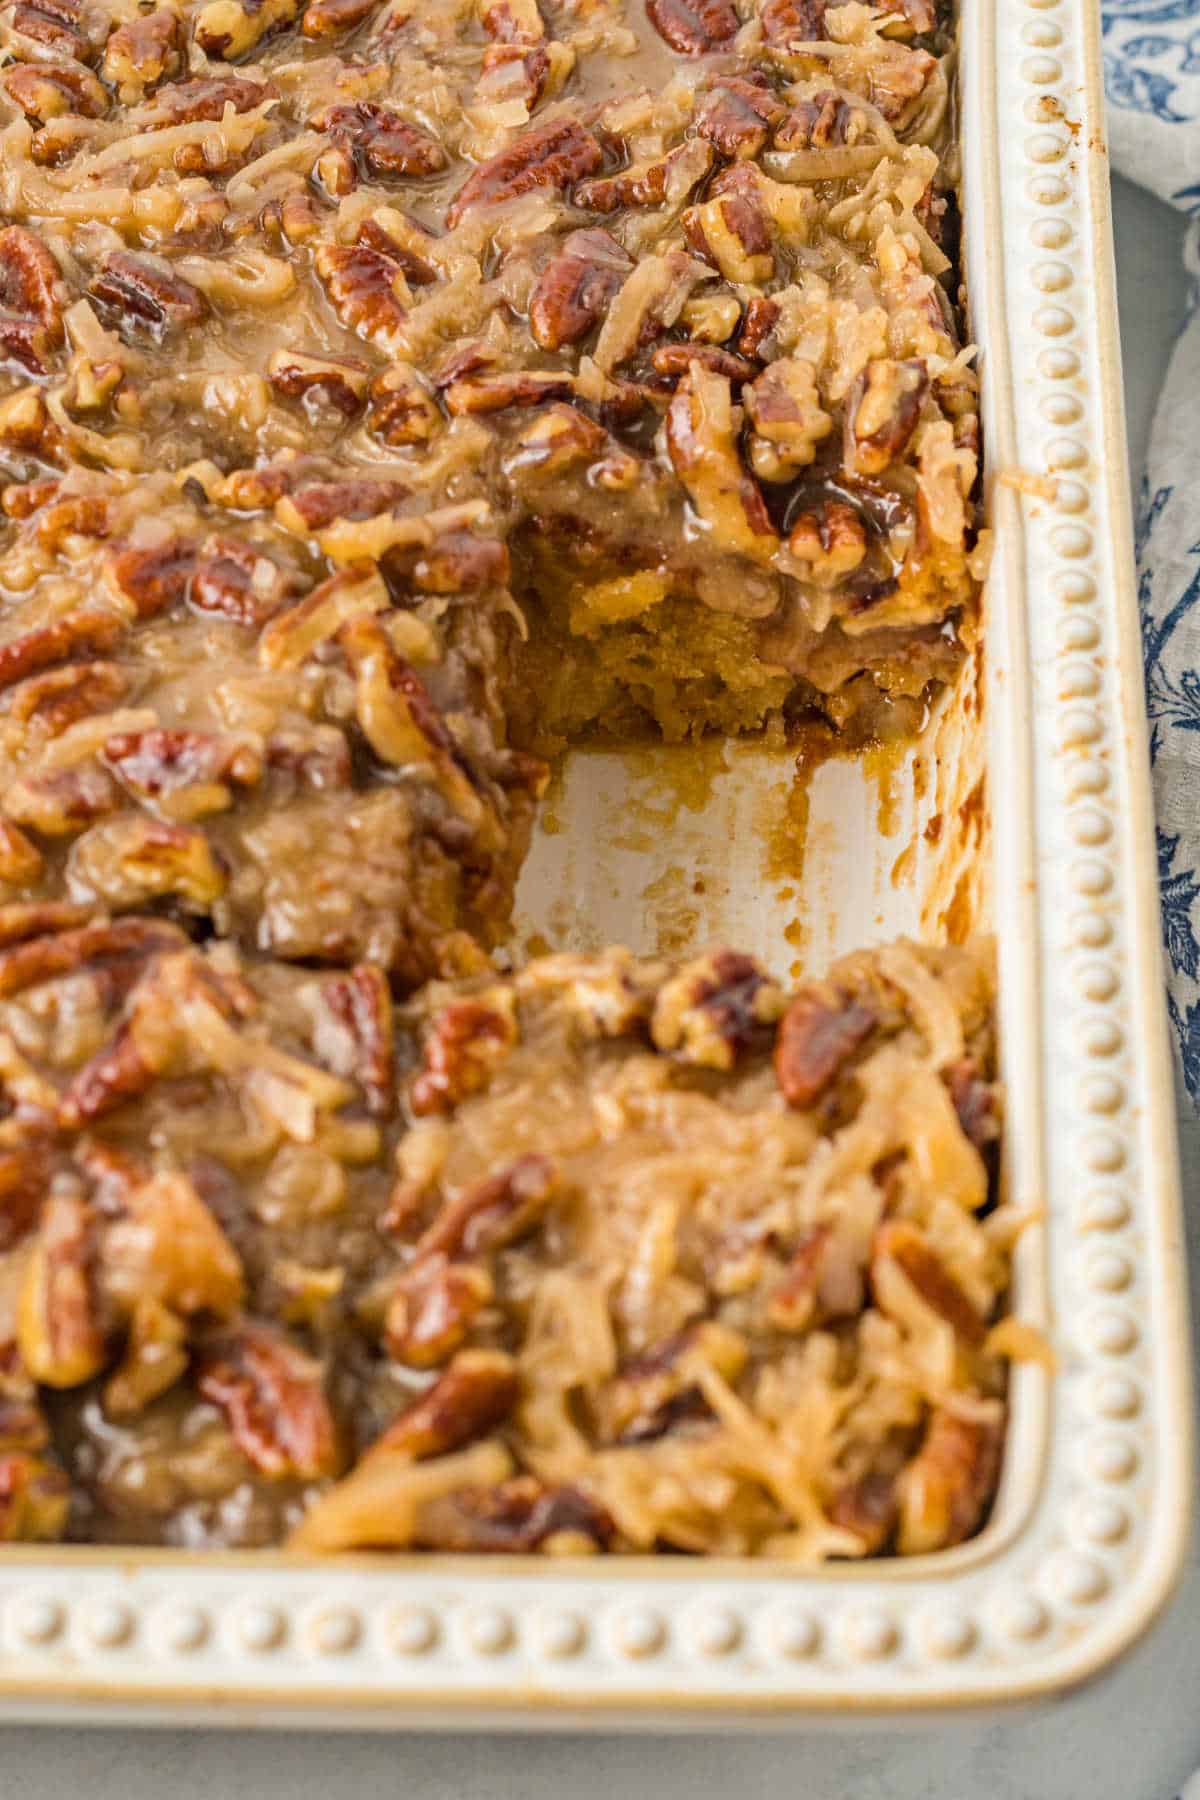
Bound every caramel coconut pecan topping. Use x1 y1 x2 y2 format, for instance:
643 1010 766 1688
0 0 1006 1564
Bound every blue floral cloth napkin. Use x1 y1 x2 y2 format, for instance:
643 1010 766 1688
1108 0 1200 1099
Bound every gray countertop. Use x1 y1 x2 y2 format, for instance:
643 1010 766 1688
5 175 1197 1800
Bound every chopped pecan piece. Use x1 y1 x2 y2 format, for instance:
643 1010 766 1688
759 0 827 44
367 363 440 445
650 341 757 386
896 1408 1002 1554
737 295 780 360
58 1019 159 1128
374 1347 518 1458
104 538 197 620
844 358 929 476
828 1469 898 1553
312 963 395 1116
528 228 633 352
4 763 123 837
275 474 409 534
382 525 509 596
945 1057 1001 1151
646 0 738 54
871 1221 987 1346
103 1296 188 1417
0 1450 70 1542
0 916 180 1010
144 73 271 127
651 949 784 1069
409 989 518 1116
191 540 290 628
313 103 447 182
696 75 786 160
416 1154 558 1260
337 614 493 836
0 1141 53 1252
601 1321 747 1444
774 985 877 1107
0 226 67 374
267 349 368 417
479 0 543 41
88 252 208 343
744 357 833 479
102 9 183 96
2 61 108 123
774 90 861 149
17 1188 106 1389
502 403 637 489
10 0 91 61
102 727 263 816
575 141 712 213
444 368 575 416
101 1167 245 1319
8 661 126 737
445 118 603 229
193 0 302 59
415 1476 614 1552
665 366 778 563
68 817 228 912
384 1255 493 1366
302 0 378 32
683 164 776 283
196 1322 341 1480
314 232 408 347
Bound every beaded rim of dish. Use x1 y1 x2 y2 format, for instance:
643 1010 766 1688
0 0 1189 1720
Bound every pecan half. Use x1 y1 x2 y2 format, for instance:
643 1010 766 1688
382 525 509 596
88 252 208 343
650 341 757 386
104 538 196 619
102 9 183 96
4 763 122 837
871 1221 987 1346
196 1322 341 1480
409 989 518 1116
785 498 870 582
945 1057 1001 1151
444 369 575 416
191 540 291 627
646 0 738 54
415 1476 614 1552
312 964 395 1117
2 61 108 124
0 1141 53 1252
896 1408 1002 1554
8 661 126 737
17 1188 107 1389
302 0 376 32
267 349 368 417
845 357 929 477
0 226 67 374
384 1255 493 1367
367 363 440 444
575 141 712 213
415 1154 559 1260
528 228 633 352
313 102 447 181
774 90 861 149
665 366 778 562
10 0 91 62
696 75 786 160
599 1320 747 1445
314 231 408 347
445 118 602 229
0 914 182 999
67 817 228 912
373 1347 518 1458
144 74 272 127
737 295 780 360
759 0 827 45
650 949 783 1069
193 0 302 59
0 1451 70 1542
57 1018 159 1128
275 474 409 534
774 986 878 1108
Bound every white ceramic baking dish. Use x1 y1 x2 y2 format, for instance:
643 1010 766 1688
0 0 1190 1726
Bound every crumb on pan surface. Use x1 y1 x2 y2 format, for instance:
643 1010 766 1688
0 0 1010 1558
